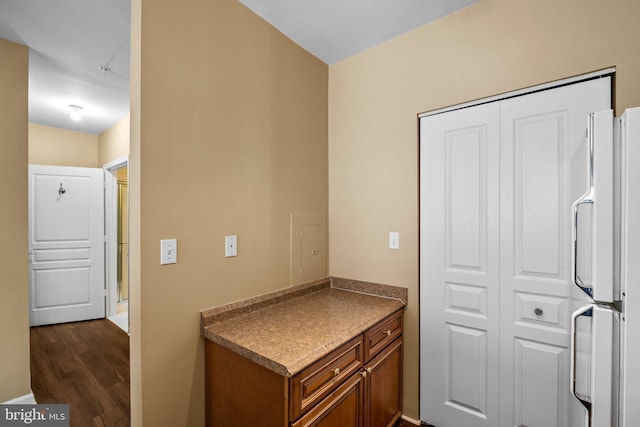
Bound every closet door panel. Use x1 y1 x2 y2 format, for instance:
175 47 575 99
446 129 487 272
420 75 610 427
420 102 500 427
514 339 566 427
516 112 563 277
499 77 611 427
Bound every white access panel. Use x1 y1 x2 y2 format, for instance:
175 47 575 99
290 213 327 285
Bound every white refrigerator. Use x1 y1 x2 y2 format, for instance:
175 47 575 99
571 107 640 427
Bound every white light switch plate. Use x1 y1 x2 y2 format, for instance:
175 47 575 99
161 239 177 264
389 232 400 250
225 235 237 257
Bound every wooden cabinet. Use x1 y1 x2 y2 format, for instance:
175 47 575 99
364 337 402 427
205 309 403 427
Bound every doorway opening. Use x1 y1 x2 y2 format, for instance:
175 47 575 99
105 157 129 333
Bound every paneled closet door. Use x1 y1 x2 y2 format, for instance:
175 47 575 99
421 76 611 427
498 77 611 427
420 102 501 427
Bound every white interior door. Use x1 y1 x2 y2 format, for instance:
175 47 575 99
498 77 611 427
420 77 611 427
420 102 501 427
29 165 105 326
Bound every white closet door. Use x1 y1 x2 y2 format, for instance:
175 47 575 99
420 102 501 427
498 78 611 427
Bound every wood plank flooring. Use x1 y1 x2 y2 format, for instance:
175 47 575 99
30 319 130 427
396 419 432 427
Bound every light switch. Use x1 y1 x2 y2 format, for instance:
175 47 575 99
160 239 177 264
225 235 237 257
389 232 400 250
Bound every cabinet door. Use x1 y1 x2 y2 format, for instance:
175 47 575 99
365 338 402 427
292 374 363 427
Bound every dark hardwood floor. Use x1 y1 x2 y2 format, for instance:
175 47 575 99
396 419 433 427
30 319 130 427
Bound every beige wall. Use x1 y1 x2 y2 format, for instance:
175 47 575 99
28 123 99 167
0 39 30 402
133 0 328 424
99 114 130 166
29 113 129 169
328 0 640 420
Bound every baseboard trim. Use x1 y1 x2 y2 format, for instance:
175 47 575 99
3 392 37 404
401 414 421 425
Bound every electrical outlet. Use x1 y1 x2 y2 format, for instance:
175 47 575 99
160 239 177 264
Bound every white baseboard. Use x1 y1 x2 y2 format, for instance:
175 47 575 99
401 414 421 425
3 392 37 404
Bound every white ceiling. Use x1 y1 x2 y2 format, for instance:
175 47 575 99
0 0 477 135
238 0 478 64
0 0 130 135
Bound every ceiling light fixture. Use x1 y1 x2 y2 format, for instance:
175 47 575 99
68 105 83 121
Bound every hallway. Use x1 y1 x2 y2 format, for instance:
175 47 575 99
30 319 130 426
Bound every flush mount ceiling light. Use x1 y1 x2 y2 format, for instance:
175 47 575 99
68 105 83 121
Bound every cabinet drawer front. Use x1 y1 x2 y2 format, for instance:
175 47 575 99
364 310 403 361
291 373 363 427
291 335 363 420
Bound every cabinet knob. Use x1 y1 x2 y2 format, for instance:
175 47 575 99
333 368 340 376
366 367 372 374
361 370 367 378
386 330 391 336
534 308 543 316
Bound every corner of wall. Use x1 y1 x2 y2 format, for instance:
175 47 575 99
0 38 31 403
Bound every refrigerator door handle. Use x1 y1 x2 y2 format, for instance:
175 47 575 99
572 195 593 298
571 304 592 427
591 305 618 427
572 115 595 299
571 110 615 303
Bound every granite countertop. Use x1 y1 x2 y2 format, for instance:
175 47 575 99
200 278 406 377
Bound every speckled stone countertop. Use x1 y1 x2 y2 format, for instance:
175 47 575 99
200 277 406 377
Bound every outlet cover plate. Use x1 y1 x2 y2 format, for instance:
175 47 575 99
225 235 237 257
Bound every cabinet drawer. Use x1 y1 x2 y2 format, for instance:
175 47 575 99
364 310 403 361
291 372 363 427
290 335 363 421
